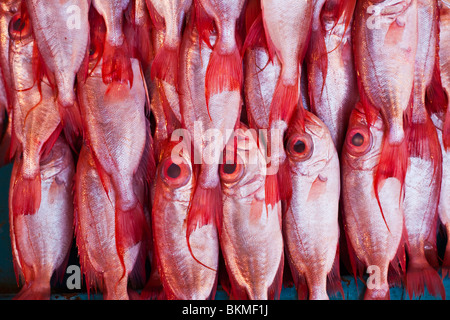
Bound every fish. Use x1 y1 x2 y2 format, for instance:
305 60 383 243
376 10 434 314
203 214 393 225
151 138 219 299
306 0 358 152
259 0 313 165
10 136 75 300
283 109 341 300
218 125 284 300
437 0 450 275
401 0 445 299
91 0 133 85
24 0 89 147
74 140 152 300
146 0 190 159
353 0 418 209
9 9 62 217
342 103 407 300
77 11 149 283
179 10 242 247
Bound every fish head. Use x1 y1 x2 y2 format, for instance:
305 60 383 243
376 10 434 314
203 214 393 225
153 139 195 217
220 124 272 222
341 103 384 172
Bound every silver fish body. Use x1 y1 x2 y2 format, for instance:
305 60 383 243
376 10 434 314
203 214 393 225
10 137 75 300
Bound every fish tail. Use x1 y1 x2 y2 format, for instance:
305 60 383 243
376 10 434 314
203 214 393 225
115 201 149 282
12 173 41 216
192 0 214 49
242 0 267 55
277 159 292 210
151 43 180 89
407 115 443 187
205 44 243 118
373 134 409 231
264 172 280 213
405 262 445 299
40 125 63 160
59 103 83 153
186 184 221 271
101 40 134 87
269 78 301 130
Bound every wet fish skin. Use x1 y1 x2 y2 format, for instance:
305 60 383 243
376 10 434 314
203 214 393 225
342 104 405 300
219 126 284 300
151 139 219 300
25 0 90 109
283 111 341 300
307 0 359 152
353 0 418 144
10 137 75 300
74 145 147 300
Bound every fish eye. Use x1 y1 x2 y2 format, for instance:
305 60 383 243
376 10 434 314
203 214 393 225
345 127 372 156
89 43 101 61
220 152 244 184
286 133 313 161
8 13 32 40
161 157 191 187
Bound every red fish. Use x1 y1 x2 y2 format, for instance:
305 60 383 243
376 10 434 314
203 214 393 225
25 0 89 147
74 139 152 300
77 12 149 284
353 0 418 216
218 125 284 300
283 110 342 300
91 0 133 85
307 0 358 151
9 9 62 217
402 0 445 299
151 139 219 299
342 103 407 300
10 137 75 300
179 10 242 249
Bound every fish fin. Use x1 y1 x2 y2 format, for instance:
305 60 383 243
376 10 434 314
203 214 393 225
269 79 301 129
101 40 133 87
40 125 63 160
289 264 308 300
8 112 19 161
242 3 267 55
205 46 243 118
278 160 292 211
151 43 180 89
327 246 344 300
58 101 83 154
115 201 149 280
425 56 448 115
264 172 280 213
12 173 41 216
407 115 443 189
373 135 409 232
13 281 51 300
186 184 221 271
342 221 366 285
128 238 148 291
405 263 445 299
443 108 450 150
145 0 165 30
267 253 284 300
193 0 214 50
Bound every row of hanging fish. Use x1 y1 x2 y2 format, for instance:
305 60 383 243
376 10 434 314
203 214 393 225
0 0 448 300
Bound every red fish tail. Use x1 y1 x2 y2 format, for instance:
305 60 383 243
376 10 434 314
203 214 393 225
264 171 280 214
40 125 63 161
205 45 243 117
269 78 301 130
407 115 443 185
115 201 149 281
192 0 214 49
277 159 292 211
12 173 41 216
151 43 180 89
101 40 133 87
444 108 450 150
185 184 221 271
59 103 83 153
373 134 409 231
242 0 268 57
425 58 448 115
405 263 445 299
327 246 344 299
